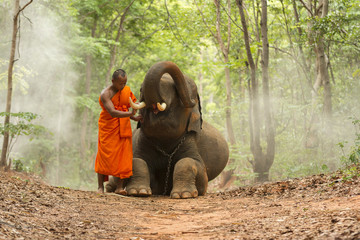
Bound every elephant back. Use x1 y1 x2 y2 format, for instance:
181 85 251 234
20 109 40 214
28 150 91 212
197 121 229 181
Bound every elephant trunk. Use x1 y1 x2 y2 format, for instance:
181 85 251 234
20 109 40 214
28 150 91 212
143 61 196 108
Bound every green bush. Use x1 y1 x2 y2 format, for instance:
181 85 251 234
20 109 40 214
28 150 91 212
0 112 47 170
338 117 360 181
339 117 360 166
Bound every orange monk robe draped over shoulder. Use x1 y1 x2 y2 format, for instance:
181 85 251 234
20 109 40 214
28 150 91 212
95 86 137 180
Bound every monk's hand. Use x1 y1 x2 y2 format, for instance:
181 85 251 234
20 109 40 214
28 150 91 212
132 114 143 122
131 108 137 116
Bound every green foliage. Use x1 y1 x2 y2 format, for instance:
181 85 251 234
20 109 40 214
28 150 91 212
75 94 101 115
0 59 36 94
13 158 25 172
339 117 360 166
0 112 46 139
19 136 54 174
341 165 360 182
227 142 255 185
0 112 47 168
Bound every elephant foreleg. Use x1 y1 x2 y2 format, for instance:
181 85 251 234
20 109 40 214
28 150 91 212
105 176 120 193
171 158 208 199
126 158 152 196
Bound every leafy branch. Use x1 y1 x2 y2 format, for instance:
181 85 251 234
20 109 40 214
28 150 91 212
0 112 47 165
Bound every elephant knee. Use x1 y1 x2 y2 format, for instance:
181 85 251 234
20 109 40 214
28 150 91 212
133 158 148 172
174 158 198 176
131 158 150 181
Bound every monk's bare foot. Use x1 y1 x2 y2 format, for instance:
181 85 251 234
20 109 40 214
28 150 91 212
114 178 127 195
115 188 127 195
97 187 104 194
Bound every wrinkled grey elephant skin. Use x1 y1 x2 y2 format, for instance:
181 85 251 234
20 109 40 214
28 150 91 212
107 61 229 199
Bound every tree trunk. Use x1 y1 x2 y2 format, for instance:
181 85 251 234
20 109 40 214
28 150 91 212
291 0 311 138
257 0 275 182
237 0 275 182
252 0 261 70
224 62 236 144
213 0 237 188
315 37 332 118
292 0 311 86
238 67 247 145
300 0 332 147
213 0 235 145
237 0 261 178
1 0 21 168
304 0 332 117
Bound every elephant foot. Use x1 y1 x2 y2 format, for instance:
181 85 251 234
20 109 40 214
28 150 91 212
127 158 152 197
105 181 116 193
170 158 207 199
171 189 198 199
127 187 152 197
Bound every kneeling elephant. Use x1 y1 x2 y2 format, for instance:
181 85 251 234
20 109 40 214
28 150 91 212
107 61 229 198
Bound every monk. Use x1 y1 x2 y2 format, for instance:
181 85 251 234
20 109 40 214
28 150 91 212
95 69 142 194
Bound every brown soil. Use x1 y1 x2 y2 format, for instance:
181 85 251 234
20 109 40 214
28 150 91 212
1 166 360 240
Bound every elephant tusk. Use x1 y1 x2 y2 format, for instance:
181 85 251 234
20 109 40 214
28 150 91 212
157 102 166 111
129 97 146 110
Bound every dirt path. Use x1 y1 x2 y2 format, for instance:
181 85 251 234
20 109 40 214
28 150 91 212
1 168 360 239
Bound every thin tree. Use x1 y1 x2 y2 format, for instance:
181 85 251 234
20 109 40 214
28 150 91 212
1 0 33 169
195 0 236 187
299 0 332 118
259 0 275 182
237 0 275 182
298 0 331 148
214 0 236 146
214 0 237 187
195 0 236 145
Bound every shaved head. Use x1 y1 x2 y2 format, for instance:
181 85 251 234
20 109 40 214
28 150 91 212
112 69 126 81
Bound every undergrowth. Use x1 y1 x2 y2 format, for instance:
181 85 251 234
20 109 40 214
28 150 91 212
338 117 360 181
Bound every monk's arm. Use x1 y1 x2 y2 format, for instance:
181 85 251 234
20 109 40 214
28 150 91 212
101 93 134 118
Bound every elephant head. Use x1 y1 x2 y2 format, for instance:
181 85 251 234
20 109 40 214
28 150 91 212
130 61 202 142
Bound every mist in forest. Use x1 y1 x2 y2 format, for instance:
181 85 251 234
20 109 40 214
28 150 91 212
268 62 360 176
0 3 81 187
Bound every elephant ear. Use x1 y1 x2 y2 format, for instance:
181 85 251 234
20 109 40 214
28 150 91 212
187 93 203 133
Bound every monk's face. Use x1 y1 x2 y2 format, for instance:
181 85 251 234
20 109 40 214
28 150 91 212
113 75 127 91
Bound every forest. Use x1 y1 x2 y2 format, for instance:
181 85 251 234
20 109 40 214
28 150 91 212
1 0 360 192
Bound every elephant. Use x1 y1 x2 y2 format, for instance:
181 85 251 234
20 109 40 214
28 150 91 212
106 61 229 198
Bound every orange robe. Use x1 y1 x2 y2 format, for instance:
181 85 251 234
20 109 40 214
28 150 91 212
95 86 136 180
